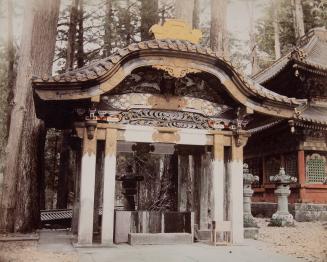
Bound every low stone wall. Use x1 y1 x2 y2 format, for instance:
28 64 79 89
295 203 327 222
252 202 327 222
251 202 295 218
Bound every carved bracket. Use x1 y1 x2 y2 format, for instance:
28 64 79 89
153 64 200 78
234 131 250 147
85 120 97 140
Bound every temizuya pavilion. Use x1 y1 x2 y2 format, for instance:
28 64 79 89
32 21 305 246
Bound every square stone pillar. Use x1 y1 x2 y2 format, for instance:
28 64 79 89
78 128 97 245
212 134 225 226
229 136 244 244
101 128 117 245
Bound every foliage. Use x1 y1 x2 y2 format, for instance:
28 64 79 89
256 0 327 69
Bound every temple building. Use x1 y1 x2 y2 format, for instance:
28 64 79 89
248 27 327 205
32 21 326 246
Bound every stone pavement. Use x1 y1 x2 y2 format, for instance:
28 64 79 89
38 230 305 262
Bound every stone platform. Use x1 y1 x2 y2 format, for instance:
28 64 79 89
128 233 193 245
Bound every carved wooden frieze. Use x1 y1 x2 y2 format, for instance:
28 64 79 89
103 93 230 117
108 69 224 103
152 64 201 78
81 108 243 131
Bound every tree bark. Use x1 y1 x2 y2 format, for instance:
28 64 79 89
77 0 84 68
37 127 47 211
57 131 70 209
141 0 158 41
6 0 14 138
193 0 200 29
210 0 228 57
292 0 305 39
175 0 194 26
65 0 79 71
247 0 259 75
272 0 281 60
0 0 60 233
104 0 112 57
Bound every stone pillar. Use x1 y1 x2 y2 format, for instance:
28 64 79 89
270 167 297 227
101 128 117 245
229 135 245 244
243 163 259 228
212 134 224 226
78 125 97 245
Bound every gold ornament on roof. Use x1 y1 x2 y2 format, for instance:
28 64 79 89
152 58 201 78
149 19 202 44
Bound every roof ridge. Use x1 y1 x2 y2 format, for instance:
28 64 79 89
32 39 232 83
296 27 327 47
32 38 304 107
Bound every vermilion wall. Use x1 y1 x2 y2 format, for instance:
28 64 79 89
252 185 327 204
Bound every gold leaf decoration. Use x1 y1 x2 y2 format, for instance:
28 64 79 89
149 19 202 44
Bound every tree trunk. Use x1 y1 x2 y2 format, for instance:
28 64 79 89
0 0 60 233
247 0 259 75
37 128 47 211
49 133 59 209
175 0 194 26
6 0 14 139
210 0 228 57
125 0 131 45
141 0 158 41
193 0 200 29
272 0 281 60
57 131 70 209
104 0 112 57
65 0 79 71
77 0 84 68
292 0 305 39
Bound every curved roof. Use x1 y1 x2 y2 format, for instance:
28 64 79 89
33 39 305 119
253 27 327 84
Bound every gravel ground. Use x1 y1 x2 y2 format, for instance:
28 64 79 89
0 220 326 262
257 218 327 262
0 241 78 262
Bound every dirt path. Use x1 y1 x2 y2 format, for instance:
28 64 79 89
0 241 77 262
257 218 327 262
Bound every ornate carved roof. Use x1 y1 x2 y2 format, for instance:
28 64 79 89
253 27 327 84
295 102 327 125
33 39 303 112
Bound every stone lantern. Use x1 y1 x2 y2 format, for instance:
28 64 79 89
243 163 259 227
269 167 297 227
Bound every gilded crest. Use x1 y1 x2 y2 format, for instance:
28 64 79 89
149 19 202 44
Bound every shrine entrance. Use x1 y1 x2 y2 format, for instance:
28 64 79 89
33 21 302 247
74 122 244 246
